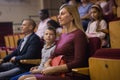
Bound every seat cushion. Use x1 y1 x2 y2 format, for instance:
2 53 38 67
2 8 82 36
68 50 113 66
88 37 101 57
93 48 120 59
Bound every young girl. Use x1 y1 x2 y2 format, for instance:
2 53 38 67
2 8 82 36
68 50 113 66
10 26 56 80
86 4 108 47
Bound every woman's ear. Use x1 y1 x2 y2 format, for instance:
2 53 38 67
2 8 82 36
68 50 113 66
70 15 74 21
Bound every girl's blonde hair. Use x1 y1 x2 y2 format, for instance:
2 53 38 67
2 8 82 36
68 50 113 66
60 4 84 32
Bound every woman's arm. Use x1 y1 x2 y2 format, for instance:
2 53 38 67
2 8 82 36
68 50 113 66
41 64 68 75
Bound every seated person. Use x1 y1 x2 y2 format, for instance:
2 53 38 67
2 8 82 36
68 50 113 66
96 0 117 21
10 26 57 80
18 4 88 80
0 19 43 79
86 4 108 47
78 0 93 31
35 9 51 38
47 19 62 40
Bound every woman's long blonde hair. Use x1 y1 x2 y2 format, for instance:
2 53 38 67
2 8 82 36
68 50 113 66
60 4 84 32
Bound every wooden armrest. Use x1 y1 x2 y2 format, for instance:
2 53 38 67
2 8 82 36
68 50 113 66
20 59 41 65
97 29 109 34
0 50 7 59
72 67 89 75
0 59 3 62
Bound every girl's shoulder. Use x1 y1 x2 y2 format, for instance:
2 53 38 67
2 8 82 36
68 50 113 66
100 19 107 23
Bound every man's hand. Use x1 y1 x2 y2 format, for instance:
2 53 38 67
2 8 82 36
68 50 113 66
10 56 16 63
0 59 3 64
30 66 38 71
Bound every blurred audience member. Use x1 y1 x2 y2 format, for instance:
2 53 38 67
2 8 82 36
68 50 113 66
86 4 108 47
78 0 93 31
96 0 117 21
36 9 51 38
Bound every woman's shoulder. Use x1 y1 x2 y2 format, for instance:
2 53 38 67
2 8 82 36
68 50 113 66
73 29 86 36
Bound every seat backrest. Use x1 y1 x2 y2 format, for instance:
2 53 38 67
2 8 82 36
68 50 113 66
89 48 120 80
4 35 10 48
8 35 15 48
87 37 101 57
13 34 19 48
117 6 120 17
109 20 120 48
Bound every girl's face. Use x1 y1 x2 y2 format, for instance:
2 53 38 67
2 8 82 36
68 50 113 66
58 8 73 26
90 8 99 20
44 29 56 44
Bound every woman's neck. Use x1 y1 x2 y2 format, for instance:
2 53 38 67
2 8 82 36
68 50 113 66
63 23 77 33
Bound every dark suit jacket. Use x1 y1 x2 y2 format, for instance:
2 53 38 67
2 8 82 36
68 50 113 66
3 32 43 69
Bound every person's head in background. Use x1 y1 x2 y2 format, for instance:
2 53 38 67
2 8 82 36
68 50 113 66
64 0 81 7
81 0 90 3
90 4 104 21
47 19 61 29
44 26 56 45
21 19 36 35
39 9 49 21
58 4 84 32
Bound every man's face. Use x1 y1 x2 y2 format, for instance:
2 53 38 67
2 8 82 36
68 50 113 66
39 11 47 21
20 20 32 34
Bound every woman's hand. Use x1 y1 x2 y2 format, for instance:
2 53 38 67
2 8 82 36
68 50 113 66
41 66 56 75
30 69 41 74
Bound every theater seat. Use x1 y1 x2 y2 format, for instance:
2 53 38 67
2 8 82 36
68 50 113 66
72 37 101 77
109 19 120 48
89 48 120 80
73 48 120 80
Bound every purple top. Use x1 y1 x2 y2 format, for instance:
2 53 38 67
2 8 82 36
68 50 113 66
51 29 88 71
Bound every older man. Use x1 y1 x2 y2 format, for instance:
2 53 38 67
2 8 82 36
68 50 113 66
0 19 43 79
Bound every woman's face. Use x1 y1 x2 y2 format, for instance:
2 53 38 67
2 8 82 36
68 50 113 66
58 8 73 26
90 8 99 20
44 29 56 44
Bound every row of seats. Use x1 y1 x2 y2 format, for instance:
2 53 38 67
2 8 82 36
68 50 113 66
0 34 25 58
4 34 24 49
72 18 120 80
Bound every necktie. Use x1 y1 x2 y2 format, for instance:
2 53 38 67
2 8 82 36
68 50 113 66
20 38 26 51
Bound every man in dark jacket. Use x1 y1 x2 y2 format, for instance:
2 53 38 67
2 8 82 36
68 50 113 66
0 19 43 79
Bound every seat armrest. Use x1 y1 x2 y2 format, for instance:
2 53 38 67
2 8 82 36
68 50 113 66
20 59 41 65
72 67 89 75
